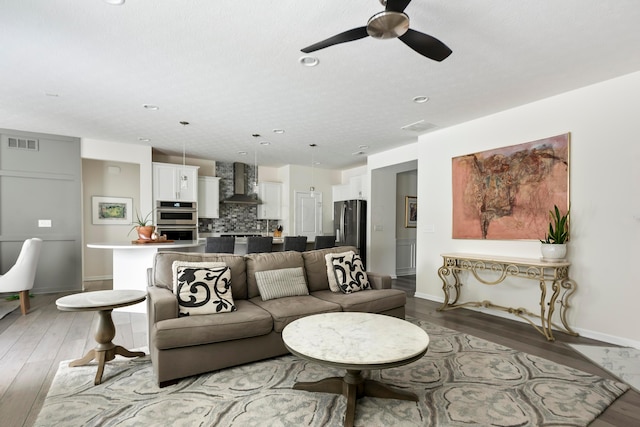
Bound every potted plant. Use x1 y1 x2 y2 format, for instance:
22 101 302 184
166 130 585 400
129 210 155 241
540 204 569 260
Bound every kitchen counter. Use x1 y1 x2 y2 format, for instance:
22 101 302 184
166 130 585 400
87 240 204 313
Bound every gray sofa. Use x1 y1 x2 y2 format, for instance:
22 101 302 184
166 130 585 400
147 246 406 387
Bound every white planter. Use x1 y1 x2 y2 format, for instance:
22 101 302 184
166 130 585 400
540 243 567 260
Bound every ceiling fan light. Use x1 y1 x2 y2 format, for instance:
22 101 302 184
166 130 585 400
299 56 319 67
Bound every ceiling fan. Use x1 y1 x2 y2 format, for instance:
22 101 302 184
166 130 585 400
301 0 452 61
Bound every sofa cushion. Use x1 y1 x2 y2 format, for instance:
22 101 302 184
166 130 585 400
255 267 309 301
302 246 358 292
152 300 272 350
312 289 406 314
153 252 248 300
173 262 236 316
245 251 305 299
250 295 341 333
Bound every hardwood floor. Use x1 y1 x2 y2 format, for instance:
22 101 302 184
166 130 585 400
1 279 638 426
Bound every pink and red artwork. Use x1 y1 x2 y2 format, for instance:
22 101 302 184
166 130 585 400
452 133 570 240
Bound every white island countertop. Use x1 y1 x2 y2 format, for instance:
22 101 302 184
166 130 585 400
88 240 203 250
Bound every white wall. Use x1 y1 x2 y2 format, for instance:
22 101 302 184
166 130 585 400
412 71 640 347
81 139 152 280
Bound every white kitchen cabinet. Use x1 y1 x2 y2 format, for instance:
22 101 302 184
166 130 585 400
332 175 366 202
257 181 282 219
198 176 220 218
153 162 199 202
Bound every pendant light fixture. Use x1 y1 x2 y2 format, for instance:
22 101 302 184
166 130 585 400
180 121 189 189
309 143 317 193
251 134 261 195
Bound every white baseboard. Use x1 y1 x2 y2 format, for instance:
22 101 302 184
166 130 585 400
83 275 113 282
412 293 640 349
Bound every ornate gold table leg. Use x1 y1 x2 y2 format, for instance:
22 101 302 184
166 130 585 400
294 369 419 427
68 309 145 385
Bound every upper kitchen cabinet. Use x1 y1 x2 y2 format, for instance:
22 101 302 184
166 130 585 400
153 162 199 202
332 175 367 202
257 181 282 219
198 176 220 218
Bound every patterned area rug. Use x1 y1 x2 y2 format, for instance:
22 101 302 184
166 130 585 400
0 299 19 319
569 344 640 393
35 319 628 426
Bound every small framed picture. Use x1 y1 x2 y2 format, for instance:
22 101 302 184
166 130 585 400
92 196 132 225
405 196 417 228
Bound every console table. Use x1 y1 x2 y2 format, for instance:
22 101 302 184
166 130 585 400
437 253 578 341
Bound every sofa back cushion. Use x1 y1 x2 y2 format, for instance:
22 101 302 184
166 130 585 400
245 251 304 299
301 246 358 292
152 251 248 300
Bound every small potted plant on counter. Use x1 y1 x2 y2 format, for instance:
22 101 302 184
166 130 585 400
540 204 570 260
129 210 155 241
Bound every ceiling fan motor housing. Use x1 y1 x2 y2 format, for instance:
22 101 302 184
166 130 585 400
367 11 410 39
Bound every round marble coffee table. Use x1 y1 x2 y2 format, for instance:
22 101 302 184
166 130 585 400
282 312 429 427
56 290 147 385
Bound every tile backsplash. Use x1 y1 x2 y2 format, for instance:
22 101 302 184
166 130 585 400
198 162 277 233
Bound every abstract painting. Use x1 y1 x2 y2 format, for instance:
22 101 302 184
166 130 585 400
452 133 570 240
92 196 132 225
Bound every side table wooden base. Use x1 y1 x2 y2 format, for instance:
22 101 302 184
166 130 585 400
68 309 145 385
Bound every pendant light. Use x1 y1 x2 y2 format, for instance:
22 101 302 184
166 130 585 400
251 134 261 195
309 143 317 193
180 121 189 189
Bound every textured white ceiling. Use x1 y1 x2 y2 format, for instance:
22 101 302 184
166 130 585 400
1 0 640 169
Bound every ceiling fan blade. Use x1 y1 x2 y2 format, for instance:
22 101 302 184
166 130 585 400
398 28 452 61
301 27 369 53
385 0 412 13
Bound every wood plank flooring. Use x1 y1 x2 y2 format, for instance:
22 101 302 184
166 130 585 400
1 278 638 426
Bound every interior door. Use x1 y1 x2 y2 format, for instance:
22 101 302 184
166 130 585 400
294 191 322 238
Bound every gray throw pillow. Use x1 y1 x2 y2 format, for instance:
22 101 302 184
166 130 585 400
255 267 309 301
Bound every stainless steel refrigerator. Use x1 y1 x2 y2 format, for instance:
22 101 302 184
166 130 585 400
334 199 367 268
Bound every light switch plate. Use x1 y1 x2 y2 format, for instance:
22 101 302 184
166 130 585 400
38 219 52 227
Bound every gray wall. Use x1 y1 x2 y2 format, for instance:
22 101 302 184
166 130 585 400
0 129 82 294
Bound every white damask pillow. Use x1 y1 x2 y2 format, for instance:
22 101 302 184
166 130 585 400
325 251 356 292
172 261 236 316
329 252 371 294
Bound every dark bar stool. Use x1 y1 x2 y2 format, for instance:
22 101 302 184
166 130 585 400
205 236 235 253
314 235 336 250
283 236 307 252
246 236 273 253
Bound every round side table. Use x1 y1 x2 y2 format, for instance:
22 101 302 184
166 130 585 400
56 290 147 385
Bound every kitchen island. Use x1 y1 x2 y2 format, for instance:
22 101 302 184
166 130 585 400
87 240 204 313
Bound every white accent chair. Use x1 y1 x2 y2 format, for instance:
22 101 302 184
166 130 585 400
0 238 43 315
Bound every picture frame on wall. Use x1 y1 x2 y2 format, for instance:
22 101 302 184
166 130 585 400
405 196 417 228
92 196 132 225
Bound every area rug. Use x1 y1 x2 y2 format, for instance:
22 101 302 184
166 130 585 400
569 344 640 393
0 299 19 319
35 319 628 427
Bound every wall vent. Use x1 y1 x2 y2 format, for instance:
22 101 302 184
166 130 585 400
401 120 437 133
7 137 39 151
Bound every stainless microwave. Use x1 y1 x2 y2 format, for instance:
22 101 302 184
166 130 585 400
156 201 197 226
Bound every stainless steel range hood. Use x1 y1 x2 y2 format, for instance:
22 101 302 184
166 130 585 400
222 162 261 205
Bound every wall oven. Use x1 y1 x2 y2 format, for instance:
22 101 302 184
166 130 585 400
156 201 198 240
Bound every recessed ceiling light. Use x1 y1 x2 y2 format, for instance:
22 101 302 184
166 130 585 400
358 145 369 150
273 129 285 134
238 151 248 155
412 96 429 104
138 137 150 142
143 104 159 110
44 92 59 97
260 141 271 146
299 56 319 67
104 0 125 5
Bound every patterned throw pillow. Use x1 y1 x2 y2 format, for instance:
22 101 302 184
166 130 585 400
255 267 309 301
172 261 236 316
325 251 356 292
329 252 371 294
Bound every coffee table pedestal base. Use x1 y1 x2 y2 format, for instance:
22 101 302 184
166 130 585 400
293 369 418 427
